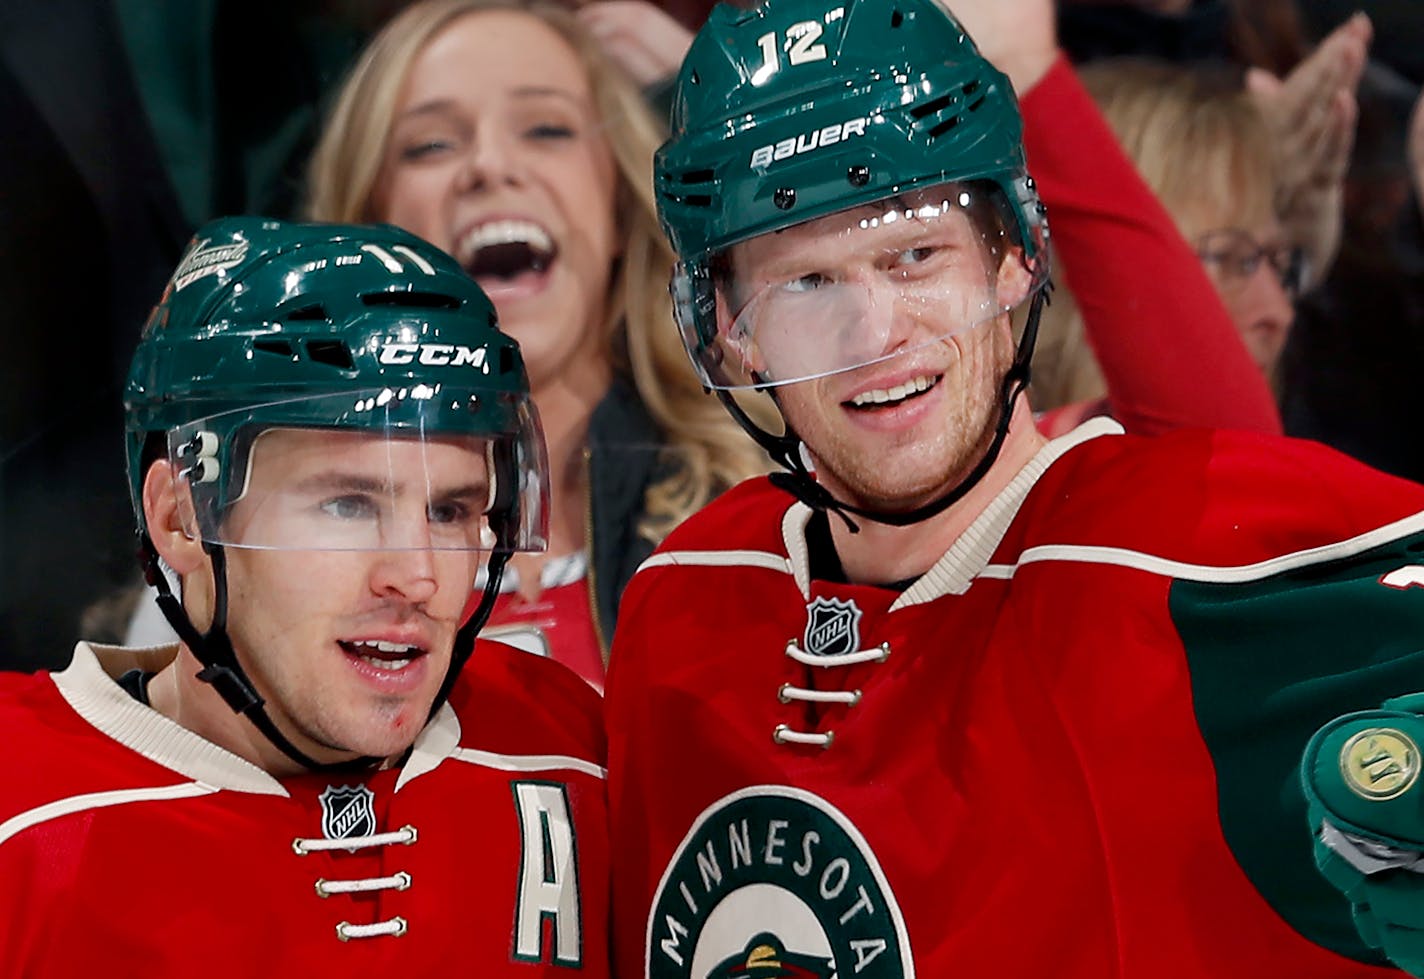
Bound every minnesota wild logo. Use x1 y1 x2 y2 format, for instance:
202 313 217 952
707 934 833 978
647 785 913 979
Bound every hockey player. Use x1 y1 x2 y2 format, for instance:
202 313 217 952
0 218 607 976
604 0 1424 975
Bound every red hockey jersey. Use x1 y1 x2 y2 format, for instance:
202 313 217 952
606 419 1424 978
1 639 608 977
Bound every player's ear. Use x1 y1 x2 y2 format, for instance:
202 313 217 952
712 285 770 377
142 460 207 576
994 246 1033 309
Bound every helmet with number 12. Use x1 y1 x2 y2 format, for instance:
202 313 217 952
655 0 1051 524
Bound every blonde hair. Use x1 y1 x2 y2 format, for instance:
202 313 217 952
1082 59 1279 241
306 0 767 542
1030 59 1280 410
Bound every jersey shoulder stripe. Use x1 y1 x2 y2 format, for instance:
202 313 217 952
0 781 216 847
445 637 607 770
982 505 1424 584
637 548 792 576
451 747 605 780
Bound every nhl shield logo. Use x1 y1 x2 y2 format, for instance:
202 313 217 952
803 597 862 658
319 784 376 842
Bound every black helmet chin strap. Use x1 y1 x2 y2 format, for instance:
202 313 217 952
728 286 1048 533
140 539 371 773
139 538 512 774
429 548 509 722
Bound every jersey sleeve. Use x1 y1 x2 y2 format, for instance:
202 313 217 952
1164 453 1424 964
1021 56 1283 437
455 638 607 764
605 559 669 979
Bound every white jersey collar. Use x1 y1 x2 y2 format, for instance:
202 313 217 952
54 642 287 795
54 642 466 794
781 417 1123 607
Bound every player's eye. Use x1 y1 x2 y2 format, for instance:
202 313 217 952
427 498 475 526
887 241 962 281
781 272 829 294
319 495 378 521
892 246 936 267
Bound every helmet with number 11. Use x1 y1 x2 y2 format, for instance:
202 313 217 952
125 217 549 771
655 0 1050 524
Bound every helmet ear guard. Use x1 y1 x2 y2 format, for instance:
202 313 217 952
670 260 722 387
483 429 546 552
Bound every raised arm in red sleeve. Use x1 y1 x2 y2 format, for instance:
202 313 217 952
1021 56 1283 436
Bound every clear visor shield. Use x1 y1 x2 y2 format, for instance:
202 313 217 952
166 389 548 552
677 183 1048 390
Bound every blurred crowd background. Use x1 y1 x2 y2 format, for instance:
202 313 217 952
2 0 1421 673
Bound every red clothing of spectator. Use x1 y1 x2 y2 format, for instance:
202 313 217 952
1022 57 1283 437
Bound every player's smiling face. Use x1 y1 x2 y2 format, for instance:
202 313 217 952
215 429 487 764
371 10 620 395
725 197 1029 513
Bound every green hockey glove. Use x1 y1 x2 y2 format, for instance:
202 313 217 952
1302 694 1424 976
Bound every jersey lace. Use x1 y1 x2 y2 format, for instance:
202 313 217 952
291 824 418 941
775 638 890 748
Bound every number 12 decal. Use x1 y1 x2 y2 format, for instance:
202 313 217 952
756 20 829 75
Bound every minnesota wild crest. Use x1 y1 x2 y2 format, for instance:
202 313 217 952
647 785 913 978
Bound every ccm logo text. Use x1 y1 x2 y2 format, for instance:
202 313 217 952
378 343 488 368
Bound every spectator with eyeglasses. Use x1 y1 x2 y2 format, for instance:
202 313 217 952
1034 58 1310 428
1193 226 1304 372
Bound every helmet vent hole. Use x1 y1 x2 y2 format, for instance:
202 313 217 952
962 80 980 96
285 304 329 322
681 168 715 184
360 290 462 310
890 8 903 27
499 346 517 373
928 115 961 139
909 93 955 120
967 95 986 113
684 194 713 207
690 70 701 85
305 339 355 370
253 339 296 358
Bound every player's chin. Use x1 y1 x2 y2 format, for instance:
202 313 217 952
337 695 440 759
335 717 425 762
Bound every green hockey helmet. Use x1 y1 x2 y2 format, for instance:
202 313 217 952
656 0 1050 390
124 217 548 554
